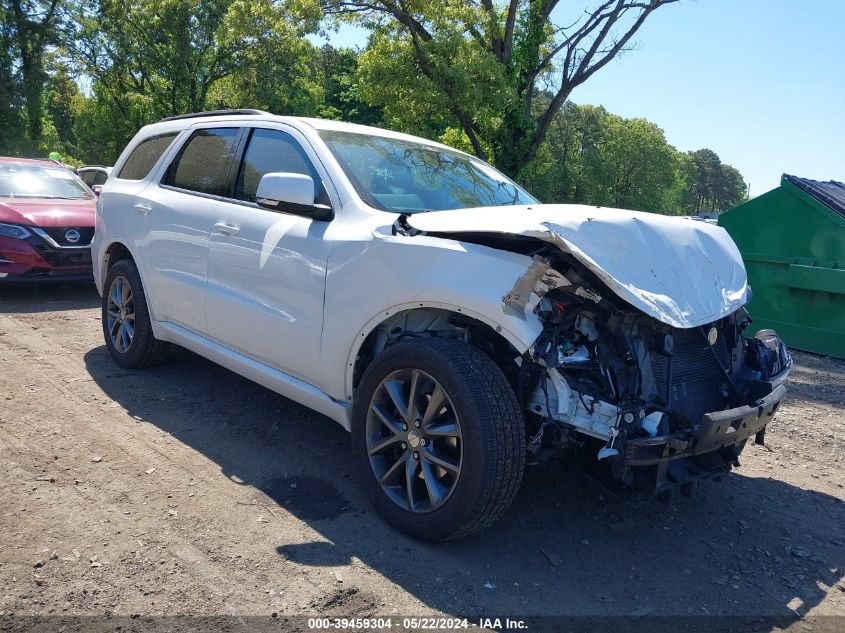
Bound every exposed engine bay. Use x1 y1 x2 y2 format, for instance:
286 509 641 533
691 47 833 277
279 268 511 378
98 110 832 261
508 251 792 497
385 205 794 499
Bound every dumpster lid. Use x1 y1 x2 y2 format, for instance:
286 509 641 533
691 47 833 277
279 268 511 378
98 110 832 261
784 174 845 219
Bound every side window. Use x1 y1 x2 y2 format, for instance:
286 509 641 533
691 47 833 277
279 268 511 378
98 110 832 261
234 129 320 204
78 170 95 186
163 128 239 196
117 132 179 180
93 171 109 186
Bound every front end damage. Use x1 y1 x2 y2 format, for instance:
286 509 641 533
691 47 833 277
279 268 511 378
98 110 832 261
404 204 793 498
515 256 792 497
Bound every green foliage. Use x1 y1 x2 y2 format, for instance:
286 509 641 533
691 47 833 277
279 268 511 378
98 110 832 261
0 0 747 215
522 102 745 213
327 0 679 177
682 148 748 213
318 45 382 125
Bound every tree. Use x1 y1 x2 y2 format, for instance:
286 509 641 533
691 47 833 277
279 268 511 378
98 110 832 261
683 148 746 213
4 0 64 143
325 0 678 179
65 0 323 157
318 45 383 125
0 12 25 152
522 103 683 213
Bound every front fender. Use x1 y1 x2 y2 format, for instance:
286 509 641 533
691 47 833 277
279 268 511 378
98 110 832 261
320 232 545 402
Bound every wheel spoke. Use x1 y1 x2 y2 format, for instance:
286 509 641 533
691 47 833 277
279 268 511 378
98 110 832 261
122 279 131 304
110 284 122 309
406 369 421 422
421 384 446 427
384 379 409 423
368 434 402 456
420 459 448 507
114 322 124 351
371 402 404 436
379 452 407 485
423 448 460 474
109 316 121 337
405 457 419 510
120 322 131 351
425 421 460 438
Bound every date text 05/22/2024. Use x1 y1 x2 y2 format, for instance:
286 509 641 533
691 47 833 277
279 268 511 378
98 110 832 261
307 617 528 630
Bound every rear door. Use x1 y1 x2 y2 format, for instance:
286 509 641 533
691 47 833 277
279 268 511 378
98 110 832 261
140 126 242 334
206 125 333 384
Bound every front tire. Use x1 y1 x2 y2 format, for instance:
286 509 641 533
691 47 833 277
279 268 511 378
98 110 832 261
352 338 525 541
102 259 169 368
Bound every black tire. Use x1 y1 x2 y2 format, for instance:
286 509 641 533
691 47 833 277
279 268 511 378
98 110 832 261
101 259 169 368
352 338 525 541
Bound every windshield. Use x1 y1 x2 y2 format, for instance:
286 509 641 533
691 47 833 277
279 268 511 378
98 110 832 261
318 130 537 213
0 164 93 199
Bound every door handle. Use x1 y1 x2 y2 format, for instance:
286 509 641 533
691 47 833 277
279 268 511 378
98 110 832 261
134 203 153 215
213 222 240 237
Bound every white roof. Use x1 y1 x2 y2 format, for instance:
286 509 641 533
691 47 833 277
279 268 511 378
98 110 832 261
135 112 473 158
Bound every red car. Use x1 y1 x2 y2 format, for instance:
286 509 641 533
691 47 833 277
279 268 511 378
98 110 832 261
0 158 96 282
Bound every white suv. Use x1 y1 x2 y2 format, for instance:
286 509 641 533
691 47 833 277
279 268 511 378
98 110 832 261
92 110 791 541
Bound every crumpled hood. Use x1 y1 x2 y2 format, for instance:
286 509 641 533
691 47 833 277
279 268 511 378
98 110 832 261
406 204 749 329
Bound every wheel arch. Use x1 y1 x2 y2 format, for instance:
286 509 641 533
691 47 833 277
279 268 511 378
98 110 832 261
345 301 537 401
99 241 135 288
99 241 163 337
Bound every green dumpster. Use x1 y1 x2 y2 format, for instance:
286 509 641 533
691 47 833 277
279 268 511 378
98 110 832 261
718 174 845 359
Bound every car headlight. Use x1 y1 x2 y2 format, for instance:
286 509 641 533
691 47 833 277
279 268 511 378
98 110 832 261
0 223 32 239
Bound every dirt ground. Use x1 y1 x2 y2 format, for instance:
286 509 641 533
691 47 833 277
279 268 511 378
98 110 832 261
1 283 844 630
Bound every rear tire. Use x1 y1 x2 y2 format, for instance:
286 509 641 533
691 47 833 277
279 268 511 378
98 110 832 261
102 259 169 368
352 338 525 541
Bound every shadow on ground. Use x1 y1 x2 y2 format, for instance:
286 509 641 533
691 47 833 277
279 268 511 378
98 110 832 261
83 344 844 622
0 281 99 313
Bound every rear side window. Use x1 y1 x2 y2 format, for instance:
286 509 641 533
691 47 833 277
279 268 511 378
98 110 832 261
163 128 240 196
234 129 319 203
117 133 179 180
93 170 108 186
79 170 95 186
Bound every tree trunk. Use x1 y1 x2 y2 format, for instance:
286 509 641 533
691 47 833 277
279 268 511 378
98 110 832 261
18 45 44 142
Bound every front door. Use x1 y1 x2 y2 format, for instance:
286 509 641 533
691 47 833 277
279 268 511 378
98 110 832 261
206 126 332 385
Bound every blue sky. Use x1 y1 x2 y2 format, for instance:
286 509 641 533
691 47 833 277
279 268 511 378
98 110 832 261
318 0 844 198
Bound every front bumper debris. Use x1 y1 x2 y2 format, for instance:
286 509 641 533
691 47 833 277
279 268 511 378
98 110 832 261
625 384 786 466
623 385 786 492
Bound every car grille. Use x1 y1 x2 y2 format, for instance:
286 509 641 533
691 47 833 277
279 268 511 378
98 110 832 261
30 242 93 268
40 227 95 247
651 325 731 424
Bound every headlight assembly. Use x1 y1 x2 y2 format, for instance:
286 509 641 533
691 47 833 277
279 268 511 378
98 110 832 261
0 223 32 239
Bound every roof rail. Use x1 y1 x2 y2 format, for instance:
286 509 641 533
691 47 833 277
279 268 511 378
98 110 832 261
160 109 269 122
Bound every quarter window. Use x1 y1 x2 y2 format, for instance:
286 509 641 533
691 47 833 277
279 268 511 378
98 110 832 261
163 128 240 196
117 132 178 180
234 129 320 204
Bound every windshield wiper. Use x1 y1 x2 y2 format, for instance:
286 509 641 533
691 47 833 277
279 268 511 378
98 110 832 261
392 214 421 237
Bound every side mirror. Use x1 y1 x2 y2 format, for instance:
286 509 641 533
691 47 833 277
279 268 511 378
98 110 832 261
255 172 333 221
92 185 103 197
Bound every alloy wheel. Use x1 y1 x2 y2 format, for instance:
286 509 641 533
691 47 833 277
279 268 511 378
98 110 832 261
366 368 463 513
106 275 135 353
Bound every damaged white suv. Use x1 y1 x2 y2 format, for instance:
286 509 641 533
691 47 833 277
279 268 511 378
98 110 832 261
93 110 792 541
